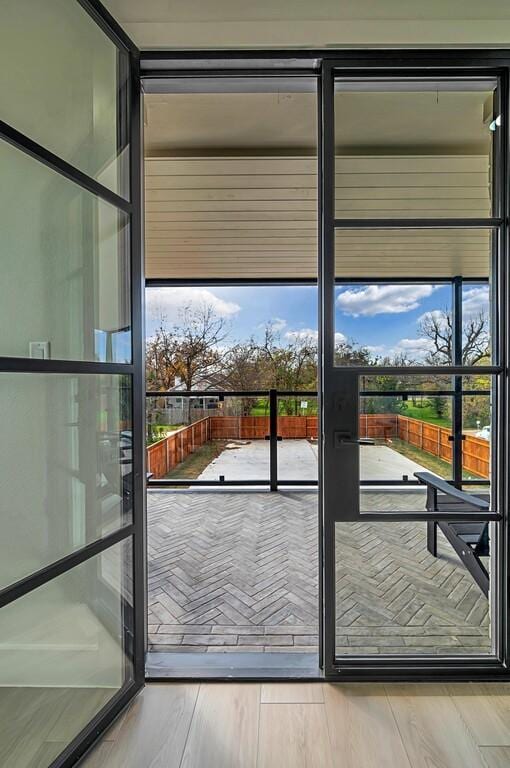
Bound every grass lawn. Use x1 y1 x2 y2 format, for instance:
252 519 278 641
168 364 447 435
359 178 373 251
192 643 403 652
250 398 318 416
389 438 479 480
399 402 451 429
146 424 185 446
251 403 269 416
164 439 229 481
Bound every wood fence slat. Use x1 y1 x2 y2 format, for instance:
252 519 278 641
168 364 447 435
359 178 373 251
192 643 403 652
145 413 489 479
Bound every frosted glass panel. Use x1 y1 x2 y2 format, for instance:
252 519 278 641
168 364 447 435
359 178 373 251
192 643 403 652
0 0 128 197
0 141 130 363
0 541 133 768
0 373 132 590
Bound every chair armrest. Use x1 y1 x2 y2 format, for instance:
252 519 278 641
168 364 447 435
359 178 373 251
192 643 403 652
414 471 489 511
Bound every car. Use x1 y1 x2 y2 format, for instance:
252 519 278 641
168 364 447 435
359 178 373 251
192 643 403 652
475 425 491 441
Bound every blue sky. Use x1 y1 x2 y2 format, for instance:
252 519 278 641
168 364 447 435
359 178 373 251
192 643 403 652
145 283 489 362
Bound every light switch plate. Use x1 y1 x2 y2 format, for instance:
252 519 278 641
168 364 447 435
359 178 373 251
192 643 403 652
29 341 50 359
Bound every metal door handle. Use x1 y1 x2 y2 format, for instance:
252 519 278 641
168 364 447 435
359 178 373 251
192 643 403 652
340 438 375 445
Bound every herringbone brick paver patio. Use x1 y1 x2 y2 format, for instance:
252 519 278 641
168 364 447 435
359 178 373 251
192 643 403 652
147 490 490 654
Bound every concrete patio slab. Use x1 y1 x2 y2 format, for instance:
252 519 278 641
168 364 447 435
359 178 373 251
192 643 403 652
196 439 428 484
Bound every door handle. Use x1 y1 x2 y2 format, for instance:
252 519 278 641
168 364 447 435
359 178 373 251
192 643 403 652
340 438 375 445
334 431 375 447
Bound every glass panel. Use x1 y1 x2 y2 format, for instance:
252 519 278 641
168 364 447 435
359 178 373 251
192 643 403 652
0 540 133 767
146 395 270 484
462 282 491 365
144 81 317 281
360 392 453 483
463 388 492 486
277 395 318 483
335 521 492 656
1 0 128 197
0 374 132 590
334 230 493 366
358 375 497 511
0 140 131 362
359 368 452 392
334 81 496 219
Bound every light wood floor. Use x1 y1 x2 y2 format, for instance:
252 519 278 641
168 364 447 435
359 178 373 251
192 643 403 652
81 681 510 767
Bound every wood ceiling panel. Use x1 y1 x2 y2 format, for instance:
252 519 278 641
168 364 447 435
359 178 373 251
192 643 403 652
145 155 491 279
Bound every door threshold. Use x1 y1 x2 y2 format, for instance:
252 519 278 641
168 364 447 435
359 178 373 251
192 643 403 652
146 651 322 681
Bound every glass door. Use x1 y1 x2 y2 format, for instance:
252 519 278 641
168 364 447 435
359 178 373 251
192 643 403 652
320 63 505 676
0 2 143 766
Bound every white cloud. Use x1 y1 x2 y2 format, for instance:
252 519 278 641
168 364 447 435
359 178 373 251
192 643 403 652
268 317 287 333
418 286 489 327
285 328 318 343
283 328 345 346
417 308 444 324
146 287 240 324
391 337 436 360
364 344 386 355
336 284 437 317
463 286 489 319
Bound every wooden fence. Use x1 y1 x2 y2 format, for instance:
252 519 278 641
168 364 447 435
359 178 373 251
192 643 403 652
395 415 490 479
146 417 211 478
146 413 489 479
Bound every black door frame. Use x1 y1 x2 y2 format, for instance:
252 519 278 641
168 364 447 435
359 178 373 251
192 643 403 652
0 2 145 766
140 48 510 682
5 5 509 766
320 58 509 679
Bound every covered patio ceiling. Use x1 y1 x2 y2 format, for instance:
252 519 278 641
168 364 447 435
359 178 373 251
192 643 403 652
144 84 493 281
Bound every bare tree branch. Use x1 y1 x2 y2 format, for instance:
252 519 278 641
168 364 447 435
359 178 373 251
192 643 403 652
418 308 489 365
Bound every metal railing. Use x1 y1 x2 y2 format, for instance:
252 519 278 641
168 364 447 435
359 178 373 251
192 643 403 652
145 386 491 490
146 388 317 489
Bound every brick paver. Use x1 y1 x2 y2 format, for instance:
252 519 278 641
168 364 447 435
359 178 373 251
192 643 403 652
148 490 490 654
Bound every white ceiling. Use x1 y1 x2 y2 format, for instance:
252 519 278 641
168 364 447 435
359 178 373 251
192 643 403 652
104 0 510 23
144 89 492 156
103 0 510 48
144 92 317 156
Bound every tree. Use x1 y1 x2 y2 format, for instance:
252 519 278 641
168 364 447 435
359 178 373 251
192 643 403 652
254 326 317 413
146 302 230 422
461 373 491 428
335 339 373 367
220 341 262 415
418 309 490 365
146 326 180 391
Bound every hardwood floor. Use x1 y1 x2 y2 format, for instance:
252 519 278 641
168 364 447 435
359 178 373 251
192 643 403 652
80 681 510 768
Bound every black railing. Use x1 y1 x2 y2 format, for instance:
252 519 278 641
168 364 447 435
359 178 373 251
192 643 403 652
145 386 491 490
146 388 318 490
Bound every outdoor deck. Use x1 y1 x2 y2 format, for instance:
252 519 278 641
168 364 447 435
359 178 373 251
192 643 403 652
148 488 491 655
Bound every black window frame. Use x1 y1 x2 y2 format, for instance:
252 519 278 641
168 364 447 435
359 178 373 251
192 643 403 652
0 2 145 766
